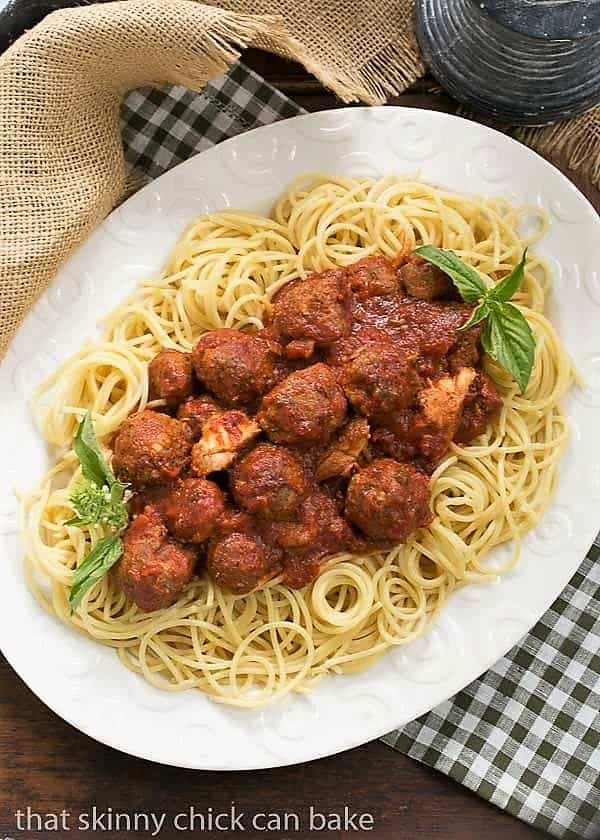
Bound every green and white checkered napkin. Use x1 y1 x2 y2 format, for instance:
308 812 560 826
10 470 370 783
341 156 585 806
120 63 600 840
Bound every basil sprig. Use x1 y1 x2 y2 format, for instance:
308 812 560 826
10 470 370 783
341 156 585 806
413 246 534 393
66 412 129 610
66 480 128 530
69 535 123 611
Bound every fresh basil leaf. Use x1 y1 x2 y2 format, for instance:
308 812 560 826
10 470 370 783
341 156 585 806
73 411 115 489
489 250 528 303
481 318 494 355
485 302 535 394
69 535 123 611
413 245 488 303
458 300 490 332
411 247 536 392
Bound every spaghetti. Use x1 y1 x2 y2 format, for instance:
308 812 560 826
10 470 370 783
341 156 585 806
21 174 573 707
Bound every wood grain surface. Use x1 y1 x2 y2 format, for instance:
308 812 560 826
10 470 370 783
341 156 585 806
2 45 598 840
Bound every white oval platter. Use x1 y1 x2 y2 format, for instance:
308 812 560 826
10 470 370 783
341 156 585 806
0 108 598 770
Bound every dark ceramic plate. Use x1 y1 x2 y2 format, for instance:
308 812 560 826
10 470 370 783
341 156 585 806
416 0 600 124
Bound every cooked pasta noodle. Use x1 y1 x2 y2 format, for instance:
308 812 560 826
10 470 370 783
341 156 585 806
21 174 573 707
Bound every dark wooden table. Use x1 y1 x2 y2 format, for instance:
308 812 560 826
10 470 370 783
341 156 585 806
3 45 598 840
0 654 546 840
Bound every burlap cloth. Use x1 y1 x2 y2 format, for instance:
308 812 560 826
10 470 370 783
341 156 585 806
1 0 598 359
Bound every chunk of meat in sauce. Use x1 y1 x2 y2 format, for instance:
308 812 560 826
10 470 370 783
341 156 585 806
162 477 226 543
272 268 351 344
448 325 482 372
397 254 453 301
127 484 171 519
192 328 283 408
118 505 197 611
176 395 221 440
113 410 191 488
207 532 281 594
263 491 356 589
345 459 432 542
412 368 476 460
258 363 347 448
455 370 502 443
378 368 477 466
411 368 476 464
232 443 308 521
283 338 316 360
347 255 400 299
148 349 194 406
316 417 370 482
340 343 420 418
191 409 260 475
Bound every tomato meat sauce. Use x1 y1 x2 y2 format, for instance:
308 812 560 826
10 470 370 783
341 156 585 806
110 254 502 610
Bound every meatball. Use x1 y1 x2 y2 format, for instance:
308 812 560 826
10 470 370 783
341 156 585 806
118 505 197 611
272 268 351 344
162 477 225 543
258 363 347 448
176 395 221 440
455 371 502 443
398 254 453 301
217 507 255 537
148 349 193 405
207 533 280 594
264 491 348 554
127 484 171 518
232 443 308 521
263 491 356 589
347 255 400 298
345 459 432 542
340 343 420 417
192 328 282 407
112 410 191 487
